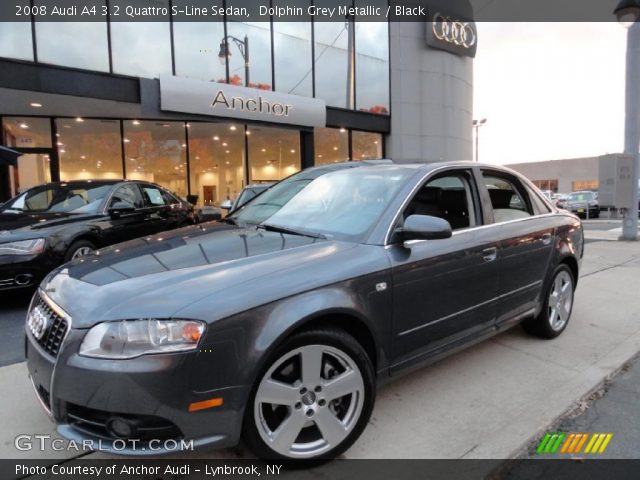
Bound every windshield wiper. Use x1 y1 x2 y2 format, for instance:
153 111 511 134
258 223 326 240
220 217 237 225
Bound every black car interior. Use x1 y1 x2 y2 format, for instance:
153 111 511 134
404 176 474 230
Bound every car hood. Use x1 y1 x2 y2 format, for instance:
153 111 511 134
0 211 101 239
41 223 368 328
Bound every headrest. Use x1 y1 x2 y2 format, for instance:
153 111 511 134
415 186 440 204
488 189 514 209
438 189 467 212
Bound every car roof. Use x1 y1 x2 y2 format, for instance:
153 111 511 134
309 159 516 175
38 179 123 187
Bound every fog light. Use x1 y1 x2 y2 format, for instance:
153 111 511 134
106 417 137 439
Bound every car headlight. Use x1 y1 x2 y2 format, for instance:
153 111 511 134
0 238 45 255
79 319 205 359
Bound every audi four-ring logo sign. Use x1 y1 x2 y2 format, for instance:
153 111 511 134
426 12 478 58
28 305 49 340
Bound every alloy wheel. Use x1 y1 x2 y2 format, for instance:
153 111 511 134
254 344 365 459
71 246 94 259
548 270 574 331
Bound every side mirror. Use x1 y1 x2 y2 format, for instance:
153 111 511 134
397 215 452 243
108 201 136 217
220 200 233 211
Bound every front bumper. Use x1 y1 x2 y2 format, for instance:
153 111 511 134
569 206 600 217
25 326 249 455
0 254 55 291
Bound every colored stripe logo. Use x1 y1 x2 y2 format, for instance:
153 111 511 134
536 432 613 454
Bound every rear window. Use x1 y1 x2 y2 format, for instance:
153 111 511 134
568 192 595 202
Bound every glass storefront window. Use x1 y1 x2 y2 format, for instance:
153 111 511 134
314 127 349 165
2 117 52 148
0 22 34 61
314 18 350 108
124 121 187 198
173 5 226 82
248 126 300 183
188 122 245 206
56 118 123 181
224 22 272 89
355 5 389 114
272 2 312 97
110 1 172 78
34 21 109 72
14 154 51 194
352 131 383 160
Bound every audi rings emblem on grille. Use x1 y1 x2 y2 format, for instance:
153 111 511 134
28 305 49 340
432 13 476 49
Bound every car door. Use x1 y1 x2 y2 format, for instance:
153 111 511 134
138 183 176 235
101 183 149 245
479 170 556 327
386 168 500 373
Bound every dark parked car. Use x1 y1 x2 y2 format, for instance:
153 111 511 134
26 161 582 460
563 191 600 218
0 180 194 291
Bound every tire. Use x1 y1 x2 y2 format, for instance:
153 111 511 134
523 264 575 339
242 328 375 461
64 239 96 262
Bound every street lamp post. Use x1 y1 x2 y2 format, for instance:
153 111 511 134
218 35 250 87
472 118 487 162
615 0 640 240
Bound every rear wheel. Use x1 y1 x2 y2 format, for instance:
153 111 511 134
242 328 374 460
64 240 96 261
523 264 575 339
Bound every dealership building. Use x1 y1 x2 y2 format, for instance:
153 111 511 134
0 2 475 205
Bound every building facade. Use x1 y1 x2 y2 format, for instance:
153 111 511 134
0 3 474 205
506 154 634 209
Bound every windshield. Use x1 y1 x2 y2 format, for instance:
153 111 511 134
3 184 112 214
234 186 268 209
229 166 411 241
568 192 595 202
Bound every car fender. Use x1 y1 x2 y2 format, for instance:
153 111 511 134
192 274 392 395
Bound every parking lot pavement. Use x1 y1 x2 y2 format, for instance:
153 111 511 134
0 291 32 367
519 353 640 459
0 240 638 460
582 219 624 241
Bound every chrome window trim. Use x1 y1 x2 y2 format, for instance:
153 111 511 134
384 164 562 246
383 165 464 246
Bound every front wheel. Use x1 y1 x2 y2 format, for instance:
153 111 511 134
242 328 375 460
523 264 575 339
64 239 96 261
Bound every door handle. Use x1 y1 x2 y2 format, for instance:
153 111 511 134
541 233 552 245
482 247 497 262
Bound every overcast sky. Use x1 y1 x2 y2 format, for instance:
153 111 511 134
473 22 627 165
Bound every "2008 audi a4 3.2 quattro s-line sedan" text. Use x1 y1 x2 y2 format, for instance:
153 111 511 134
25 161 583 460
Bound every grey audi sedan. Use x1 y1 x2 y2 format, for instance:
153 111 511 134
25 161 583 460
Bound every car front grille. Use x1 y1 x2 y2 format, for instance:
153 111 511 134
27 292 70 358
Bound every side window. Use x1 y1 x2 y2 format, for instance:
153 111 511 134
161 189 179 205
110 184 144 208
526 185 552 215
403 171 476 230
141 185 167 206
482 172 533 223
